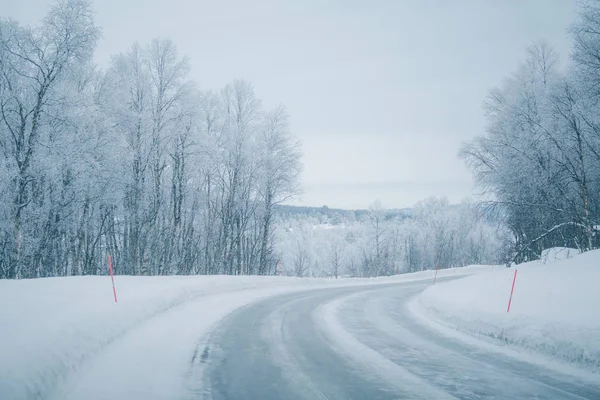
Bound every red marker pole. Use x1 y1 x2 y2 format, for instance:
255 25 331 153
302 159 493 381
433 265 439 285
507 269 518 312
276 260 282 276
107 255 118 303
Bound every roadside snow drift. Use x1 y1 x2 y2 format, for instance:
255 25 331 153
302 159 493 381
412 249 600 374
0 266 487 400
0 276 304 400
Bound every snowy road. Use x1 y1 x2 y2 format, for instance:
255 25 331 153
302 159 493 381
196 279 600 400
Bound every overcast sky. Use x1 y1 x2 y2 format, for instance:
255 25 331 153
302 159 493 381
4 0 577 209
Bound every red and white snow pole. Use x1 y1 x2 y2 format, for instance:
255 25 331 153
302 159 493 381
107 255 118 303
276 259 282 276
506 269 518 312
433 265 439 285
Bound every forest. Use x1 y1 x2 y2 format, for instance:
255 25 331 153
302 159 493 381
0 1 301 278
2 0 599 278
274 199 509 278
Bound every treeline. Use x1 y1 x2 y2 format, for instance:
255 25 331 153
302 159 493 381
461 0 600 262
0 0 301 278
275 198 510 277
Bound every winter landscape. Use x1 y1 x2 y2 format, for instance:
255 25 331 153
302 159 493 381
1 0 600 399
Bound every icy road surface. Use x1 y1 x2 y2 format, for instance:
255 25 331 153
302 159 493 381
196 279 600 400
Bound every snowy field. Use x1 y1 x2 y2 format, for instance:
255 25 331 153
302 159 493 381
0 266 484 400
411 248 600 375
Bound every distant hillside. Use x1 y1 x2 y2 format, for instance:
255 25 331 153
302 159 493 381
275 202 502 225
275 204 412 222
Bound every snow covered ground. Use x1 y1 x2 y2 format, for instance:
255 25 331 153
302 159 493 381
0 266 486 400
411 248 600 375
3 256 597 399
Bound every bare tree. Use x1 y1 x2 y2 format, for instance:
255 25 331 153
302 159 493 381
329 240 342 279
293 246 310 277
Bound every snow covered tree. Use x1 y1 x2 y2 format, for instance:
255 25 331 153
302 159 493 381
462 2 600 261
0 0 99 278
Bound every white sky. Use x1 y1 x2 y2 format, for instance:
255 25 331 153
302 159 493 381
3 0 577 209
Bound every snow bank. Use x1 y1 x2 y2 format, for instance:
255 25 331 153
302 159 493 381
540 246 580 264
411 249 600 374
0 275 296 399
0 266 489 400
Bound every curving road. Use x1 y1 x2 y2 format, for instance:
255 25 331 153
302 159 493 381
192 279 600 400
